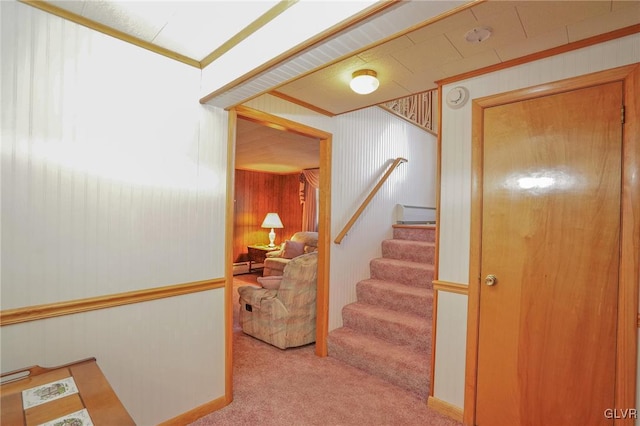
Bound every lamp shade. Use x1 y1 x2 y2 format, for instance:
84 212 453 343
350 69 379 95
261 213 283 229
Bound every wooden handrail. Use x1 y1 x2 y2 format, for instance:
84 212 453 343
334 157 408 244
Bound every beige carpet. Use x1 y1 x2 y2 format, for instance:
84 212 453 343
191 272 462 426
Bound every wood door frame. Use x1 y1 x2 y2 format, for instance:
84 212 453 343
464 63 640 425
224 105 332 400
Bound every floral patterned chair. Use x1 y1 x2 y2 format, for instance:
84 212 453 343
262 231 318 277
238 251 317 349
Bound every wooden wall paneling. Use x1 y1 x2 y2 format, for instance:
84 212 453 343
233 170 302 263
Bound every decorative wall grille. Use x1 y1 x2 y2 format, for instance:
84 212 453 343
379 89 437 134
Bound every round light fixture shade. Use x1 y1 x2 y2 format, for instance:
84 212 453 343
350 69 379 95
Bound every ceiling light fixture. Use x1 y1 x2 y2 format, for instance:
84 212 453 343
350 69 379 95
465 26 492 43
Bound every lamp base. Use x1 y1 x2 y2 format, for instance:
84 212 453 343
268 228 276 247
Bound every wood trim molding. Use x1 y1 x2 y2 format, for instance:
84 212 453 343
429 84 444 400
433 280 469 295
157 395 229 426
269 91 336 117
200 1 297 68
234 105 332 139
437 24 640 87
229 105 332 359
225 109 238 402
19 0 201 68
617 62 640 420
20 0 297 71
464 63 640 426
316 134 332 357
0 278 225 326
427 396 464 423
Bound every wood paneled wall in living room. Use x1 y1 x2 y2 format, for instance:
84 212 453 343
233 170 303 263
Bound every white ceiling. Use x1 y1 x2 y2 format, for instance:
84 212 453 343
27 0 640 173
45 0 281 61
236 118 319 174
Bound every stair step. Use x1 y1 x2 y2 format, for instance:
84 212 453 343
356 279 433 319
392 225 435 242
327 327 430 398
382 239 434 263
370 258 434 288
342 302 431 352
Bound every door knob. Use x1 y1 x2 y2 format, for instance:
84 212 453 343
485 274 498 286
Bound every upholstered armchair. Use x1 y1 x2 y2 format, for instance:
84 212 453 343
262 231 318 277
238 252 318 349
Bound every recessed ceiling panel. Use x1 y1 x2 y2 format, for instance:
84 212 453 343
81 0 177 41
152 1 279 60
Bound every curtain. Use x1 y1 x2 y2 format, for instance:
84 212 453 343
300 168 320 232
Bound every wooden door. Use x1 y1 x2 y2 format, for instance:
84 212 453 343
476 82 623 425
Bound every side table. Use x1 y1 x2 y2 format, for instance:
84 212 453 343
247 245 279 273
1 357 135 426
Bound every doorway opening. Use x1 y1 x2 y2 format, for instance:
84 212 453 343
224 105 333 397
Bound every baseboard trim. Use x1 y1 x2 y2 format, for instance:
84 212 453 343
158 395 230 425
427 396 463 422
0 278 225 326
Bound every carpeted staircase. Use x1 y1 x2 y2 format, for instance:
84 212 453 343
327 225 435 399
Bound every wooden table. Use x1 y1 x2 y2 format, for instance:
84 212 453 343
247 245 278 272
1 357 135 426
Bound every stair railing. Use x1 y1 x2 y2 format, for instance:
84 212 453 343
334 157 408 244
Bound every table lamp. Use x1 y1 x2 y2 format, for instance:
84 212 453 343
261 213 284 247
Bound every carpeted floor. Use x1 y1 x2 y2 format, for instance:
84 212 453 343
190 272 462 426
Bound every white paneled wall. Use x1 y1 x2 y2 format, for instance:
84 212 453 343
0 291 225 425
1 1 227 309
1 2 228 424
433 291 467 407
330 107 436 330
435 33 640 408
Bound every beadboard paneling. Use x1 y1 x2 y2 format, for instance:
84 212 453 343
433 291 467 407
1 2 227 309
0 290 225 425
330 107 436 330
233 170 302 262
1 2 228 424
435 33 640 408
